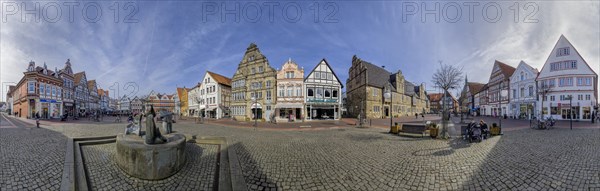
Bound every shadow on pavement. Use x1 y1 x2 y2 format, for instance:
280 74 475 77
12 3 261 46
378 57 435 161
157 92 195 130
231 142 278 190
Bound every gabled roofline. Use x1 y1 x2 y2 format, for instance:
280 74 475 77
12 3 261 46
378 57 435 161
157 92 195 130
536 34 598 81
304 58 344 88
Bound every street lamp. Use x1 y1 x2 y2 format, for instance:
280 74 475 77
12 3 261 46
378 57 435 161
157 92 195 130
251 95 257 129
384 83 393 131
566 95 573 130
499 82 508 135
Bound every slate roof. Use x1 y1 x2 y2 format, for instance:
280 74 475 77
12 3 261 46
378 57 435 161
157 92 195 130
207 71 232 87
404 81 415 96
363 61 392 88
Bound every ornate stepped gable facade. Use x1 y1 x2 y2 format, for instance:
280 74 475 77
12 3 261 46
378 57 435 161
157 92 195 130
304 59 343 120
275 59 305 122
536 35 598 120
231 43 277 121
346 55 429 119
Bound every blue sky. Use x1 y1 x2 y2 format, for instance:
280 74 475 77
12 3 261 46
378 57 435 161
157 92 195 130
1 1 599 100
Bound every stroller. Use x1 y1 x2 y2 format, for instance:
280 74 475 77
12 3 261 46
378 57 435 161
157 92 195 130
465 122 483 143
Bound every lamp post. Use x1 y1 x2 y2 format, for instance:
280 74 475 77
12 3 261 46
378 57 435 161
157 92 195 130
384 83 393 131
251 95 257 129
499 82 508 135
567 95 572 130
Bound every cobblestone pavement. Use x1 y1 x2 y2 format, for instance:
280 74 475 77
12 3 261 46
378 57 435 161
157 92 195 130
0 114 66 191
82 143 218 191
2 113 600 190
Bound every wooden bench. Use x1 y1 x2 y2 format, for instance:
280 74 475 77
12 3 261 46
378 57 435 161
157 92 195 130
398 123 429 138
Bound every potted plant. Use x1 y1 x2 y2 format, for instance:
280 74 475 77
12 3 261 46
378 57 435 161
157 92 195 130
429 122 438 138
491 123 500 136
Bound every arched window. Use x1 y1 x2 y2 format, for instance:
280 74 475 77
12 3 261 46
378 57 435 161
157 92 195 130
520 72 524 81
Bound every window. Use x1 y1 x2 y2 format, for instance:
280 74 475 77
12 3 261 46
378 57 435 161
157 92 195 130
296 88 302 97
520 72 524 81
279 88 285 97
266 91 272 100
316 88 323 98
586 95 591 100
315 72 320 79
512 89 516 99
528 86 533 97
266 81 271 88
287 89 292 97
559 77 573 87
325 89 331 98
251 68 256 74
373 89 378 97
550 60 577 71
40 83 45 95
321 72 327 79
52 86 56 97
286 72 294 79
557 47 570 57
520 88 524 98
46 84 51 96
333 90 339 98
550 96 555 101
578 95 583 101
307 88 314 97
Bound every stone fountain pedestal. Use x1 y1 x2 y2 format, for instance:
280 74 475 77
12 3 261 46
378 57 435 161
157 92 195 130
116 133 186 180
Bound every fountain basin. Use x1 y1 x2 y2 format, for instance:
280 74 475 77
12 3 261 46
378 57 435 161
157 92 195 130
115 133 186 180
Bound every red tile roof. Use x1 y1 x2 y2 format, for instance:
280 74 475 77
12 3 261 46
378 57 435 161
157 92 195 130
207 71 232 87
495 60 516 78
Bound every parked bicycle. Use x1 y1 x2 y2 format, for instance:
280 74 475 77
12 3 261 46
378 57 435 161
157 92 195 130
532 116 555 130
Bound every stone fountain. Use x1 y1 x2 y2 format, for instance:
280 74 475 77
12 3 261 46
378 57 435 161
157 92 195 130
116 105 186 180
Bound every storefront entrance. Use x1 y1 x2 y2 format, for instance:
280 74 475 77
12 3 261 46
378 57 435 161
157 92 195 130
251 108 263 119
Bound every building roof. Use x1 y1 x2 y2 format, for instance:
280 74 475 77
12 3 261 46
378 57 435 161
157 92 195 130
467 82 486 94
428 93 444 102
363 60 392 88
87 80 96 90
495 60 516 78
207 71 232 87
74 72 85 84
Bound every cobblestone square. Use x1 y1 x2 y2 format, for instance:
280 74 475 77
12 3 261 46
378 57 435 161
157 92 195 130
1 113 600 190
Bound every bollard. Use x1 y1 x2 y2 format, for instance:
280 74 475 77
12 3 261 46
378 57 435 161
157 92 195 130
36 119 40 128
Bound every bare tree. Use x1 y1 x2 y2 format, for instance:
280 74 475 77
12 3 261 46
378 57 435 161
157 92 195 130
538 83 553 119
431 62 463 139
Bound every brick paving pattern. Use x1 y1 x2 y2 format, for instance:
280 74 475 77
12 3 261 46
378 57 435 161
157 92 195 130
2 113 599 190
82 143 218 191
0 128 66 191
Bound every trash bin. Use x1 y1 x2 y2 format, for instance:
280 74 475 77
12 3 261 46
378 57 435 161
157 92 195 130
390 122 400 134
